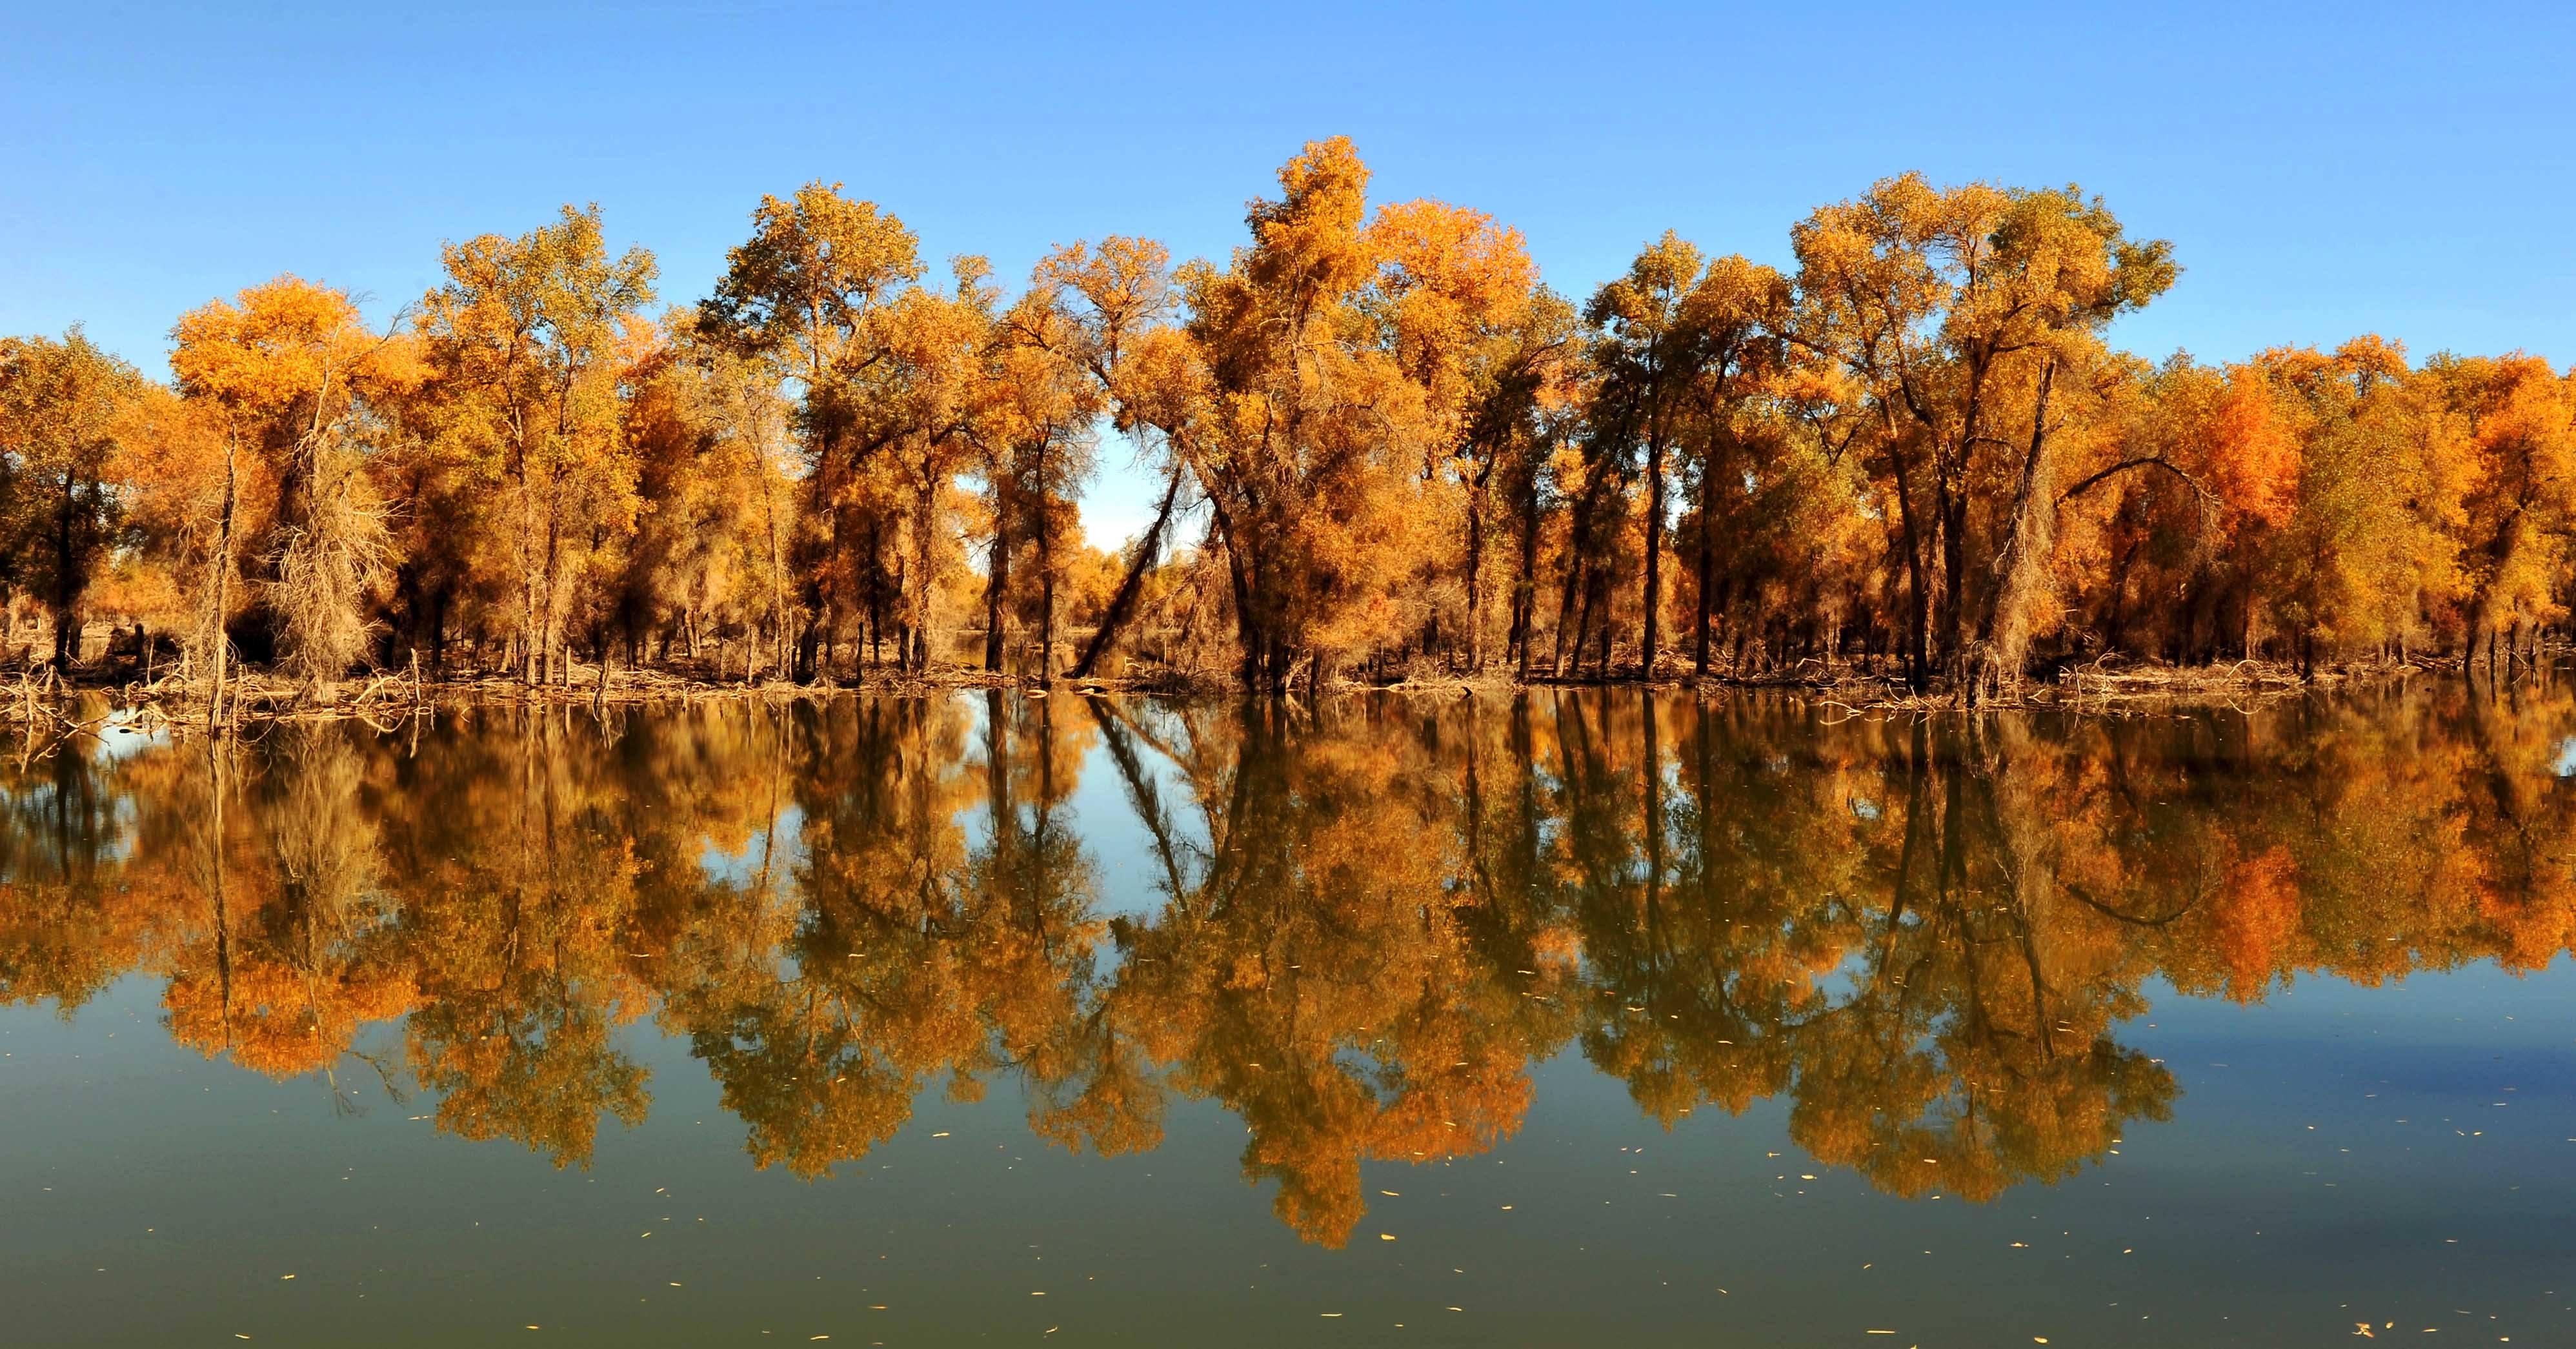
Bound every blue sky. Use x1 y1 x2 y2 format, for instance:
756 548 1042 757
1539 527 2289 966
6 1 2571 543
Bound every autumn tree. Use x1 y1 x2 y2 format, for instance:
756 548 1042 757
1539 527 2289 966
170 278 420 695
977 287 1103 678
1166 137 1441 686
2244 338 2470 667
834 259 998 674
2057 356 2301 661
612 312 800 671
1667 255 1796 675
418 205 656 686
699 182 925 678
1367 199 1566 671
2437 352 2576 666
1582 233 1710 676
1028 236 1183 680
1789 175 2177 691
0 329 145 665
109 383 235 656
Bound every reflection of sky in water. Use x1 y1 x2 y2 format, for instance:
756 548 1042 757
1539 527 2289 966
3 690 2575 1346
97 714 169 760
696 804 808 888
8 953 2564 1348
1065 707 1209 922
1813 944 1875 1002
945 691 1207 925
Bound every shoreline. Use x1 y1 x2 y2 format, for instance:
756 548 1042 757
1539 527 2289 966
5 650 2558 734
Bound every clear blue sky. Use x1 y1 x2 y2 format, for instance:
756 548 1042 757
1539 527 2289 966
6 1 2571 544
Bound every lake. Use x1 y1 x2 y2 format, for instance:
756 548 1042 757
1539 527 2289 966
1 684 2571 1346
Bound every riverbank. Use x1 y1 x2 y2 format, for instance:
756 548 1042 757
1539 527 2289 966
5 647 2556 742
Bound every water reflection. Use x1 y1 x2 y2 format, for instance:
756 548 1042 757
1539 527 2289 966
2 680 2571 1248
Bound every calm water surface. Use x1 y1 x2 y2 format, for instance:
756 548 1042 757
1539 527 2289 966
3 685 2573 1346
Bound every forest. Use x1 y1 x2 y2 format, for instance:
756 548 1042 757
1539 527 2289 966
3 137 2572 700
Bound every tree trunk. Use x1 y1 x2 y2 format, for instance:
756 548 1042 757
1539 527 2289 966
1071 467 1183 680
1891 453 1931 691
909 461 936 675
1509 492 1540 679
52 470 77 668
208 433 238 727
983 492 1010 674
866 516 885 670
1557 558 1587 681
1692 507 1713 678
1035 488 1058 685
1464 477 1488 673
518 453 539 688
1641 433 1665 680
1216 509 1262 689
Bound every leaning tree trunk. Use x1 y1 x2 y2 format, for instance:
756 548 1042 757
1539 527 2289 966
1070 467 1183 681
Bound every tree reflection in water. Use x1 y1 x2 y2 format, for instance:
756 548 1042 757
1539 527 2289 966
2 678 2571 1245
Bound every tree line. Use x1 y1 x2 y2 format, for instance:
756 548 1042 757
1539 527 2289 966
3 137 2571 696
